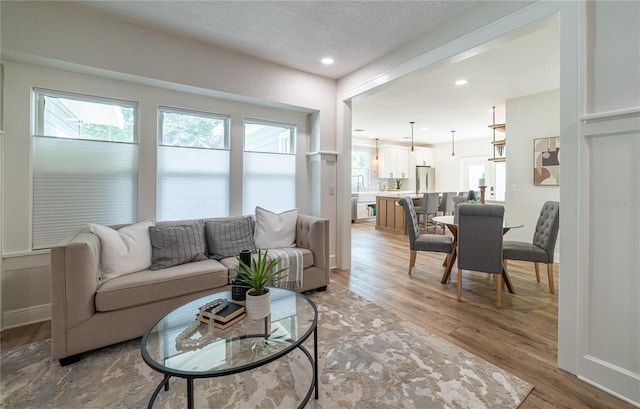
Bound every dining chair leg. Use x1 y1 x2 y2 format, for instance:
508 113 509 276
409 250 417 275
457 269 463 301
495 274 503 309
534 262 541 282
547 263 555 294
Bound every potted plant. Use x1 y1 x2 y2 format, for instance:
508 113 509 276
235 249 288 319
395 178 402 190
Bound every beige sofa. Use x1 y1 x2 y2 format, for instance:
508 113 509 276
50 214 329 365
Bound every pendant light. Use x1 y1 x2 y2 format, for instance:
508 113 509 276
451 130 456 158
410 121 415 154
374 138 379 161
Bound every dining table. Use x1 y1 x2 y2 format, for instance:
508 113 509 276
432 215 524 290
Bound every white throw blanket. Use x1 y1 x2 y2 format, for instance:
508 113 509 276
266 248 304 290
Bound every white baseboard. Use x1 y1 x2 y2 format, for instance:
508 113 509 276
2 303 51 330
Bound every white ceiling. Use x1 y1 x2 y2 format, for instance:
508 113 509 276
353 24 560 144
74 0 488 79
72 1 559 145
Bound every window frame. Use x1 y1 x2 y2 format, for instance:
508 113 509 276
158 106 230 150
31 88 140 249
242 118 297 214
33 88 139 143
156 106 232 220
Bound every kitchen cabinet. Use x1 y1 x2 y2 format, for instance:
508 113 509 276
414 147 434 166
379 146 409 178
375 195 406 234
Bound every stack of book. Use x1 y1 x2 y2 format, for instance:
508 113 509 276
198 301 246 330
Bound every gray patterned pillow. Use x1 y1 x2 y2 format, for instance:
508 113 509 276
205 217 256 261
149 222 207 270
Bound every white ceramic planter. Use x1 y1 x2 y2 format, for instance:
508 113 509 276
245 288 271 320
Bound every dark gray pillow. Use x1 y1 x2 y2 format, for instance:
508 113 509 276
205 217 256 261
149 222 207 270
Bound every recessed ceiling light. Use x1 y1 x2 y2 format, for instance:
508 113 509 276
455 79 468 86
321 57 335 65
421 127 428 131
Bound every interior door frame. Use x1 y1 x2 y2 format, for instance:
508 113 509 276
336 0 579 375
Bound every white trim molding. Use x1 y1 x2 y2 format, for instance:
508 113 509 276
3 303 51 330
577 109 640 407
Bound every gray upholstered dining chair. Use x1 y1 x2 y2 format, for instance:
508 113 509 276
436 192 457 233
438 192 457 215
398 197 453 275
457 203 513 308
503 201 560 293
414 192 440 233
451 196 466 224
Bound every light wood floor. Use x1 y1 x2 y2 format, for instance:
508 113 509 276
0 220 633 408
333 220 632 409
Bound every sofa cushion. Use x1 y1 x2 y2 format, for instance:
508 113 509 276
149 222 207 270
95 259 228 312
254 207 298 249
90 219 155 281
205 217 256 261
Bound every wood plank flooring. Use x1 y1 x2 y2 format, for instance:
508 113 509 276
0 220 633 408
333 220 632 409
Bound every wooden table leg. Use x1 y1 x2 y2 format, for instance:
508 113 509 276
441 224 458 284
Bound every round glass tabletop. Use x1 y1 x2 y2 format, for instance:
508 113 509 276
141 287 317 378
433 215 524 229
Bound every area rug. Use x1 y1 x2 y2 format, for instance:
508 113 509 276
1 283 533 408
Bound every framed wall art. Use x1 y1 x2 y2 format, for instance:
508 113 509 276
533 136 559 186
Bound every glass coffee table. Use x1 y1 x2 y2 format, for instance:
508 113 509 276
141 287 318 409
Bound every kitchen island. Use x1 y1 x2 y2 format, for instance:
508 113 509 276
375 193 422 234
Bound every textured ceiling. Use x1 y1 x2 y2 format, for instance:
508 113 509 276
76 1 496 79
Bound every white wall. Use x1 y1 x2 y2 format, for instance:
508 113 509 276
0 61 312 327
0 1 341 328
432 138 493 193
504 89 560 245
569 1 640 405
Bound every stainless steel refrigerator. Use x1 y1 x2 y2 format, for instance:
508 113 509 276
415 166 435 194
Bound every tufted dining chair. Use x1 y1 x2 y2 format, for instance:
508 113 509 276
451 196 466 224
398 197 453 275
436 192 457 233
503 201 560 293
457 203 513 308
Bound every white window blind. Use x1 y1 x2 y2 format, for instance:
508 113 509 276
157 146 230 220
157 108 230 220
32 89 138 249
32 137 138 249
243 120 296 214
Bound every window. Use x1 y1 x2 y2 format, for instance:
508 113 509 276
461 158 506 202
157 107 230 220
466 163 486 192
243 120 296 214
352 150 370 192
32 89 138 249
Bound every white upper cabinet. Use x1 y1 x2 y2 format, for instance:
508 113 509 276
379 146 410 178
414 147 434 166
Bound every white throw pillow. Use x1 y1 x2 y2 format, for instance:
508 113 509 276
90 219 155 280
254 207 298 249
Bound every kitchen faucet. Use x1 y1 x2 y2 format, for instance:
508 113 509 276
357 175 365 192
